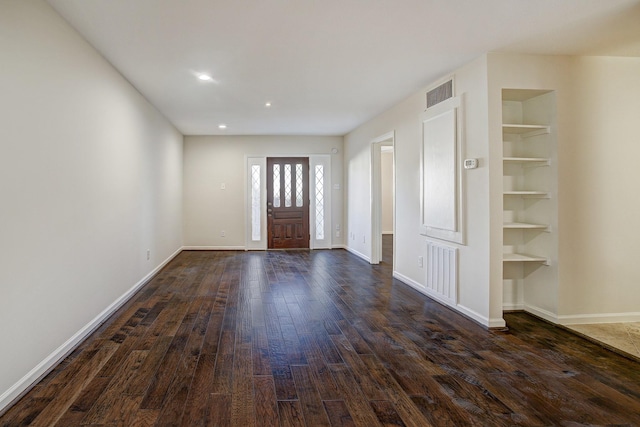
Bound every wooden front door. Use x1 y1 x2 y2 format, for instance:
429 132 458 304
267 157 310 249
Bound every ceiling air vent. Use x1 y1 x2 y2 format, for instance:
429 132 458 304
426 79 453 109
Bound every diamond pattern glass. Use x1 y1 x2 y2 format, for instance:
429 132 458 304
273 164 280 208
296 164 303 207
251 165 261 241
315 165 324 240
284 164 292 207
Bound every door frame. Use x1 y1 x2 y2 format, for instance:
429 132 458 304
370 131 395 265
245 154 332 250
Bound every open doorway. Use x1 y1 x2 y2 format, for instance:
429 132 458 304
370 131 395 268
380 146 394 264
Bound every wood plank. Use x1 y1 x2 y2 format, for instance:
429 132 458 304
156 299 213 426
231 345 254 426
209 393 232 427
330 334 385 401
277 400 306 427
323 400 355 427
253 376 279 427
328 364 382 427
298 334 341 400
53 376 111 425
358 355 433 427
28 341 119 427
139 299 202 409
369 400 406 427
81 349 148 425
291 365 331 427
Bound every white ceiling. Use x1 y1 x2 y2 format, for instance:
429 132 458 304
47 0 640 136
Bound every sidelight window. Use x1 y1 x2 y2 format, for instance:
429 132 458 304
315 165 325 240
251 165 261 241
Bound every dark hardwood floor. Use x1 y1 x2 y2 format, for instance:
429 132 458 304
2 241 639 426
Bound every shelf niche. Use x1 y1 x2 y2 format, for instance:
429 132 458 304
502 89 558 313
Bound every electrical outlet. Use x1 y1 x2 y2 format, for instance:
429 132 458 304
221 230 225 237
146 249 150 261
418 256 423 268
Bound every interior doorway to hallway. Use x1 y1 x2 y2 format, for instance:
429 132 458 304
380 146 394 265
370 131 395 269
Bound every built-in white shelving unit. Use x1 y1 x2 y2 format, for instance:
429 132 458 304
502 90 556 265
501 89 558 311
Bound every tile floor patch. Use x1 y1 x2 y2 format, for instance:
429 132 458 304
568 322 640 359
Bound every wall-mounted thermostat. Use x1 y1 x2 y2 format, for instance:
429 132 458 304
463 158 478 169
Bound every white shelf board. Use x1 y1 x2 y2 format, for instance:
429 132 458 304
502 124 550 138
503 222 548 230
503 253 549 264
503 157 549 165
503 191 549 198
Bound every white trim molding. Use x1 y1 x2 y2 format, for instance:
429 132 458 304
557 311 640 325
0 247 183 416
345 246 370 263
523 304 559 324
182 246 246 251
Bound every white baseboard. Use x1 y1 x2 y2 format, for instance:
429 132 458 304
507 305 640 326
345 246 370 263
182 246 245 251
0 247 183 416
523 304 559 324
392 271 424 290
455 304 505 329
557 311 640 325
392 271 501 329
331 244 346 249
382 231 393 235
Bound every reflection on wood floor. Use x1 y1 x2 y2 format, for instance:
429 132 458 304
1 247 639 426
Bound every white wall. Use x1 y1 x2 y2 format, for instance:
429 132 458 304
381 151 394 234
183 135 343 248
344 56 498 327
559 56 640 321
0 0 183 409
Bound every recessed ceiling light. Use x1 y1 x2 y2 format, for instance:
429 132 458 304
198 74 213 81
265 102 272 107
218 124 227 129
